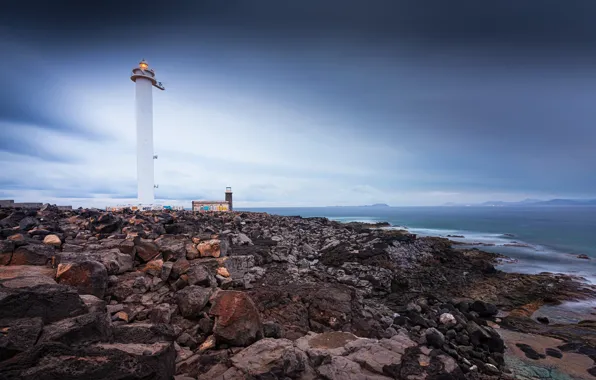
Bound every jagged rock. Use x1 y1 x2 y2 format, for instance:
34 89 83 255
171 258 190 280
149 303 174 324
0 284 87 323
135 239 160 262
197 239 227 258
230 338 309 378
317 356 389 380
0 317 44 361
176 286 213 318
38 312 111 345
56 260 108 298
113 323 176 343
185 242 199 260
0 341 176 380
466 321 504 353
10 244 55 266
209 290 263 346
187 262 215 287
155 235 187 261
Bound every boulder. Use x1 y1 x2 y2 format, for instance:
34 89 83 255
176 286 213 318
42 234 62 247
38 312 112 345
0 341 176 380
466 321 504 353
56 260 108 298
19 216 39 231
425 327 445 348
209 290 264 346
171 258 190 280
10 244 55 266
155 235 187 261
230 338 308 378
135 239 160 262
0 317 44 361
470 300 498 317
0 284 87 323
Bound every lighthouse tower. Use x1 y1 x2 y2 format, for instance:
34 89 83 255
130 59 165 205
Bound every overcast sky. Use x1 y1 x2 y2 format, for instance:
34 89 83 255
1 0 596 207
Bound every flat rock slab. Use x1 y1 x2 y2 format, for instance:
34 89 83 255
0 284 87 323
0 265 56 288
0 341 176 380
112 323 176 344
499 328 595 380
0 317 44 361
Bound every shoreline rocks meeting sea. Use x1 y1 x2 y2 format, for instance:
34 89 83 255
0 205 595 379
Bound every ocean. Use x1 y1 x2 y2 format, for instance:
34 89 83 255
239 206 596 284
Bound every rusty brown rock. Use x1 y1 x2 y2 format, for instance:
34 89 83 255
217 267 230 278
197 239 222 258
141 258 164 277
209 290 263 346
56 260 108 298
135 238 160 262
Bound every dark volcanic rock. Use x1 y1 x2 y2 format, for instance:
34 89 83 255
175 285 213 318
516 343 546 360
425 327 445 348
470 300 498 317
545 348 562 358
0 341 176 380
0 284 87 323
135 238 160 262
38 312 111 346
10 244 55 266
537 316 550 324
56 260 108 298
112 323 176 344
0 317 44 361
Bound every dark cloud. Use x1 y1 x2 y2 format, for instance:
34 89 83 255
4 0 596 50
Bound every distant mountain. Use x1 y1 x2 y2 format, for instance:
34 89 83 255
444 198 596 207
327 203 391 208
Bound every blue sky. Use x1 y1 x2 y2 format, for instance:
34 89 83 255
1 0 596 207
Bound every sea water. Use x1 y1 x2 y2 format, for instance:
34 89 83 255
240 206 596 284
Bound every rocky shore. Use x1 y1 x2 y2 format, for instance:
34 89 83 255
0 206 595 379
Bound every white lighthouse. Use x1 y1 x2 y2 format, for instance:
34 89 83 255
130 59 165 205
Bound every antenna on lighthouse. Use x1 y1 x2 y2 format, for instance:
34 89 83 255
130 59 165 205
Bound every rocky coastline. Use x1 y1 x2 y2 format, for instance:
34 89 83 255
0 205 595 379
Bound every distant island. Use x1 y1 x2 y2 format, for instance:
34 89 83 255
443 198 596 207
